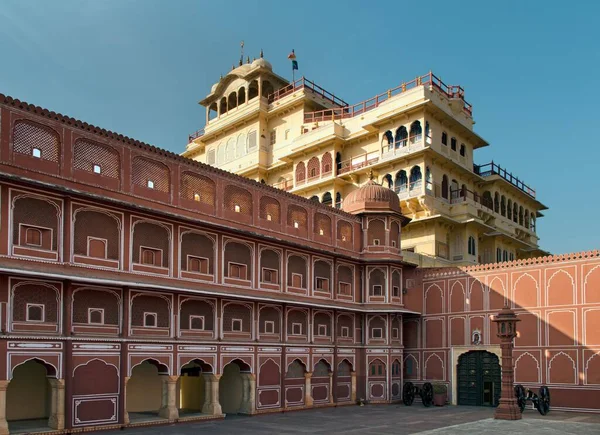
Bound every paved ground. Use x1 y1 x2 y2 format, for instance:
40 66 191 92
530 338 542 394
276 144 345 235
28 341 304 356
101 405 600 435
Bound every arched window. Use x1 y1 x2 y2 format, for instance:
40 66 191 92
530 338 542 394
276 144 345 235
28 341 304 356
468 236 476 256
219 97 227 115
382 174 393 189
382 131 393 152
451 137 457 151
295 162 306 184
228 92 237 111
441 132 448 146
409 166 422 191
208 103 218 121
441 175 449 200
483 191 492 209
310 195 320 203
321 152 332 174
322 192 332 206
335 192 342 209
248 80 259 100
513 202 519 223
238 87 246 105
335 152 342 174
395 127 407 149
460 144 466 156
425 167 432 191
494 192 500 213
496 248 502 262
519 206 524 226
500 195 506 216
409 121 422 143
507 199 513 220
395 170 408 194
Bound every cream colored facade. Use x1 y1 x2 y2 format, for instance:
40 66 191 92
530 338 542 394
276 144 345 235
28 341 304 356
182 55 547 266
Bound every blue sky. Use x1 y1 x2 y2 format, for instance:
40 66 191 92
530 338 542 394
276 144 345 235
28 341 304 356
1 0 598 255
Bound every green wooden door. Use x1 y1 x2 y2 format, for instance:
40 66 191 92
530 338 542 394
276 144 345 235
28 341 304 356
457 351 500 406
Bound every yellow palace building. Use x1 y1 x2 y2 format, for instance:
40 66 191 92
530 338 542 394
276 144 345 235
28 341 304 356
182 52 547 267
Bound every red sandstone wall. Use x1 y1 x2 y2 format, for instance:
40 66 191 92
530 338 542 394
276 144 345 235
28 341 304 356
404 252 600 412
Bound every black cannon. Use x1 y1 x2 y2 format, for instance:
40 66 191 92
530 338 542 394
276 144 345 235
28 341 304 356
402 381 433 407
514 384 550 415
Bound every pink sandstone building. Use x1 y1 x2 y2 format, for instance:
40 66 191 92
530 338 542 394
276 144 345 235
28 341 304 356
0 92 598 434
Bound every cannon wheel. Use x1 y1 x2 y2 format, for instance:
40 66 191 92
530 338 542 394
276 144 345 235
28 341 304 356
514 384 526 413
538 386 550 415
403 382 415 406
421 382 434 407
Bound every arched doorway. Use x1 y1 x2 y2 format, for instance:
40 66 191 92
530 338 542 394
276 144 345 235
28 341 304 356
336 360 353 403
126 360 169 423
7 359 58 432
219 359 253 415
178 359 213 417
457 351 500 406
284 359 306 407
311 360 332 404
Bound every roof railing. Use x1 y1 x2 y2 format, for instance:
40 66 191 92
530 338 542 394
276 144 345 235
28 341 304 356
267 77 349 107
303 72 473 123
474 161 536 198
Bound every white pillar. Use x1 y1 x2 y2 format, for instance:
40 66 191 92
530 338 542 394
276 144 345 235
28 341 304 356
0 380 9 435
351 371 357 403
328 372 334 404
123 377 130 425
158 376 179 420
304 372 313 407
48 378 65 430
201 374 222 415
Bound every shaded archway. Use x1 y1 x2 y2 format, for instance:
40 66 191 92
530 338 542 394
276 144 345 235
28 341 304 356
312 359 332 404
284 359 307 407
178 359 213 417
336 359 354 402
126 360 169 423
7 359 60 432
219 359 253 415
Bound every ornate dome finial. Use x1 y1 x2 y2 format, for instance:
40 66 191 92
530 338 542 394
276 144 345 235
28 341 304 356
260 48 264 58
219 74 223 80
246 56 250 64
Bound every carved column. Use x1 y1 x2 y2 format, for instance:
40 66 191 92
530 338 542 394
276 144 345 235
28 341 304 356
48 378 65 430
0 380 9 435
158 376 179 420
493 305 521 420
201 374 222 415
239 374 249 414
239 373 256 415
304 372 313 407
123 377 130 425
350 371 357 403
328 372 334 404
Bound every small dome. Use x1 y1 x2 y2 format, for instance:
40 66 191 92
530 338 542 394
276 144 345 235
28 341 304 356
343 180 402 214
252 58 272 70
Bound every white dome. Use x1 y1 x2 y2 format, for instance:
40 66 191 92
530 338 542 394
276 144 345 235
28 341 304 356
252 58 272 70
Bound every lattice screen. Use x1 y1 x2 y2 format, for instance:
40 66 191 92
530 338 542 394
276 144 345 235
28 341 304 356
73 139 120 178
180 232 214 273
131 156 170 192
179 299 214 330
307 157 320 178
72 289 119 324
321 152 332 174
295 162 305 182
222 303 251 332
131 295 169 327
287 205 307 229
337 220 353 243
259 196 281 223
224 185 252 215
286 360 305 378
132 221 170 266
180 172 216 207
314 213 332 237
259 307 280 333
13 120 60 162
73 209 120 259
313 360 330 376
12 284 58 322
12 196 59 249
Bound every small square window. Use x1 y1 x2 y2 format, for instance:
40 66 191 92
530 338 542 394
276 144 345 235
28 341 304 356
26 303 44 322
317 324 327 337
262 268 278 284
293 221 299 229
190 315 205 330
193 193 201 202
319 229 324 236
229 263 247 280
266 213 272 221
372 285 383 296
292 322 302 335
373 239 380 246
144 312 157 327
264 320 275 334
392 328 399 339
147 180 155 189
234 204 241 213
338 282 351 295
372 328 383 339
188 256 208 274
232 318 243 332
316 277 329 292
93 164 102 174
32 148 41 158
341 326 350 338
393 286 400 297
391 240 396 248
88 308 104 324
25 228 42 247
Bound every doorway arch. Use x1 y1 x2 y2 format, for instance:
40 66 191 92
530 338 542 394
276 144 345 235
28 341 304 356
178 359 213 416
219 359 253 415
456 350 500 406
126 359 169 422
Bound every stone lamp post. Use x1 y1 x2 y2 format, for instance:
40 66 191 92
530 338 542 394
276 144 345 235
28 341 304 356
492 304 521 420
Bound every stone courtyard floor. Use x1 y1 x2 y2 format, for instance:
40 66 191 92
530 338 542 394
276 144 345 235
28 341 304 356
102 405 600 435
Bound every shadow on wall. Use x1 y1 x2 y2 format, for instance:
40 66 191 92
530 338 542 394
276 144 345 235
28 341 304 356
401 253 600 412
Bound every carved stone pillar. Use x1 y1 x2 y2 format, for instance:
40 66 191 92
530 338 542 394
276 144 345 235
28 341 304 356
350 371 357 403
304 372 313 407
0 380 9 435
123 377 130 425
201 374 222 415
158 376 179 420
328 372 334 404
239 373 256 415
493 306 521 420
48 378 65 430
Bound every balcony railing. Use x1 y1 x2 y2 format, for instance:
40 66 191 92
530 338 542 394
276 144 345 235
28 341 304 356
338 152 380 175
188 128 205 142
294 170 333 187
394 180 424 200
303 71 472 123
272 179 293 191
267 77 348 107
474 162 536 198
